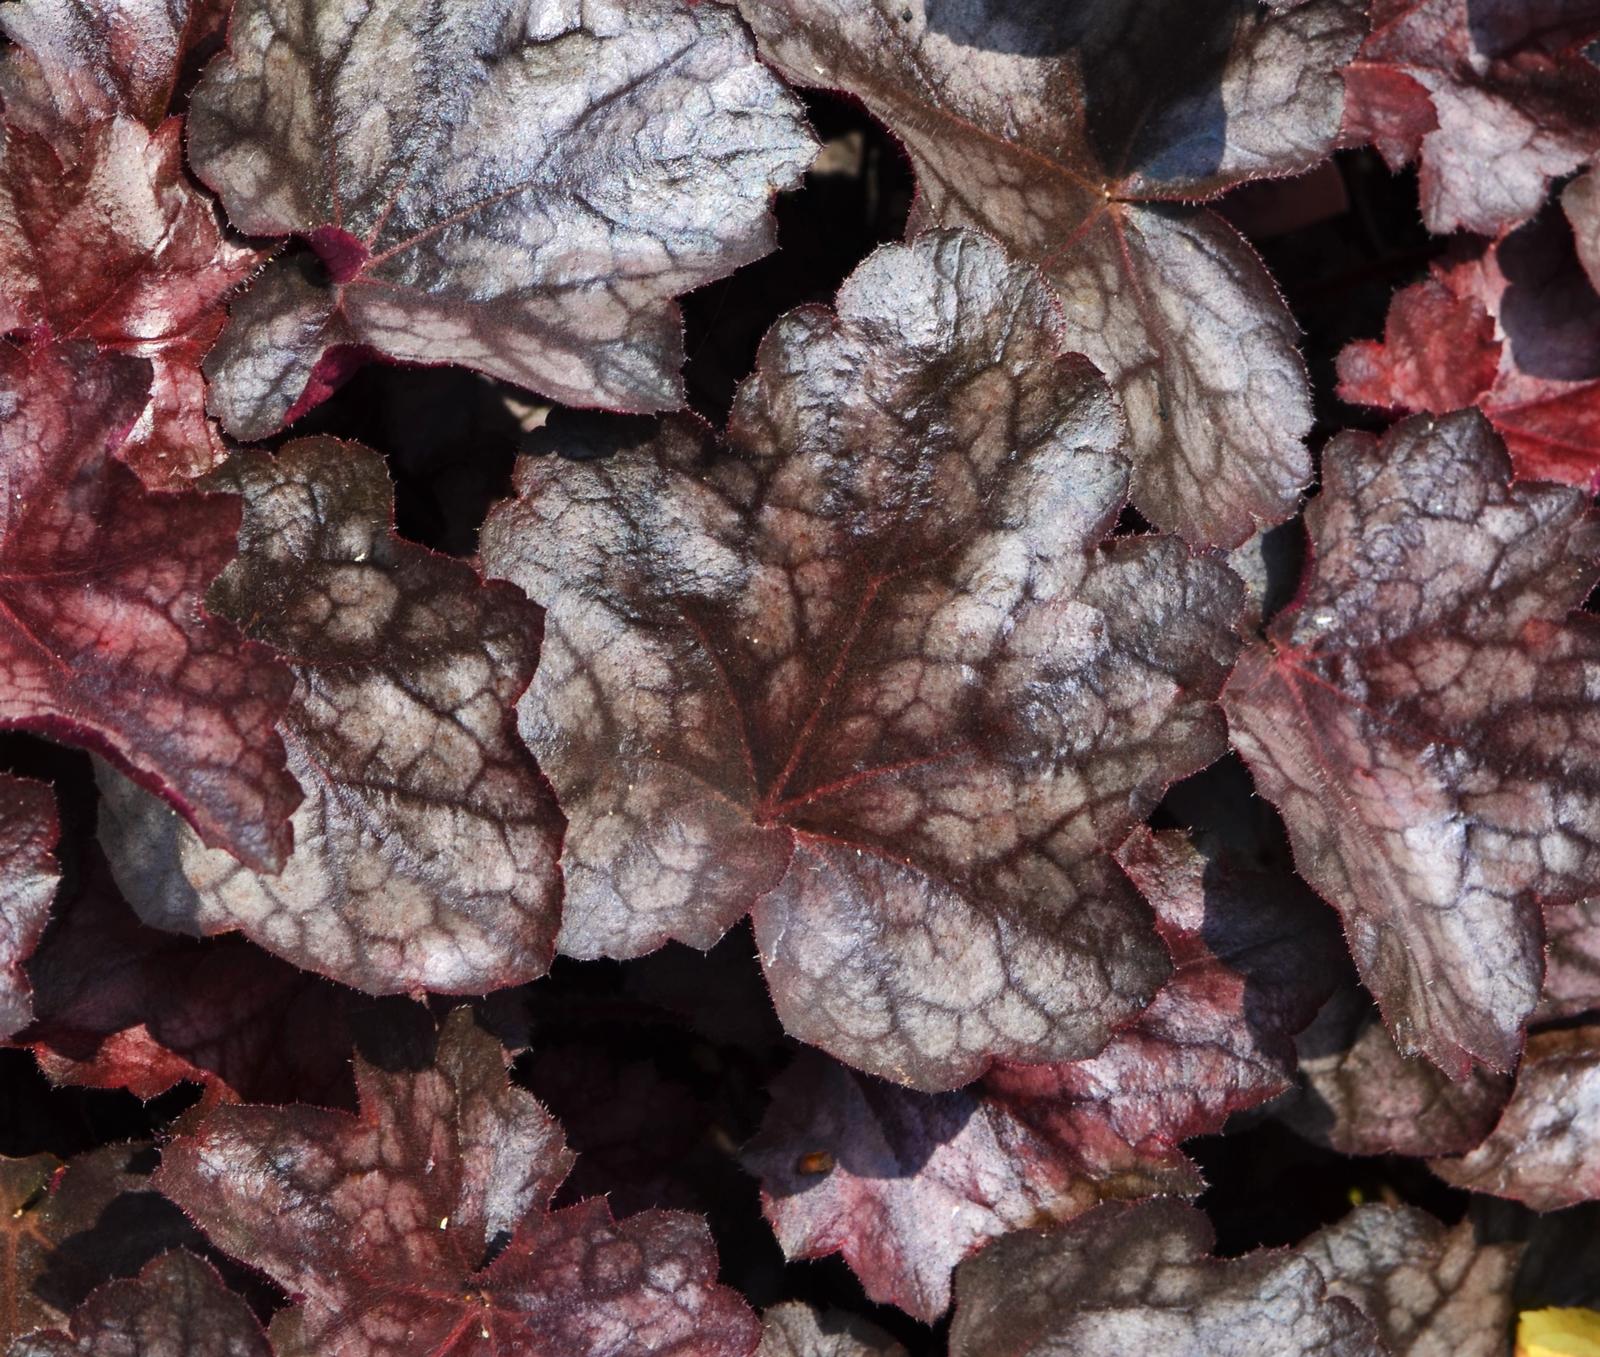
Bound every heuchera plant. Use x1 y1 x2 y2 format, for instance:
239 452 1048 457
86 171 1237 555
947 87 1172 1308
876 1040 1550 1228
1 1 1599 1354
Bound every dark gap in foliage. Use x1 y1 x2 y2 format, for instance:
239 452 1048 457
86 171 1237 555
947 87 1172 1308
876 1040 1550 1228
680 88 915 424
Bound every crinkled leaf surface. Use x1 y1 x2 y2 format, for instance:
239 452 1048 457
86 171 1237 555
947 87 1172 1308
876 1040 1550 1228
0 0 228 143
190 0 815 440
0 115 262 487
0 773 58 1041
948 1199 1384 1357
1222 409 1600 1077
737 0 1365 546
7 1250 272 1357
1338 204 1600 489
1343 0 1600 235
1540 898 1600 1023
97 437 562 994
0 342 297 872
1565 167 1600 293
0 1145 201 1347
18 845 359 1107
1431 1024 1600 1211
743 821 1340 1320
1297 1204 1521 1357
757 1304 905 1357
155 1010 760 1357
481 230 1243 1090
1281 987 1512 1157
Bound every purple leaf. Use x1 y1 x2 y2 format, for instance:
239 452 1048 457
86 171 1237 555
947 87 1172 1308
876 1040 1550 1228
96 437 563 995
1539 898 1600 1023
736 0 1365 546
1431 1024 1600 1211
757 1304 905 1357
190 0 816 439
0 116 264 488
481 230 1243 1090
0 773 58 1041
1296 1204 1521 1357
155 1009 761 1357
1222 409 1600 1077
1281 988 1512 1158
1343 0 1600 235
948 1199 1384 1356
0 341 298 873
743 821 1341 1319
8 1250 273 1357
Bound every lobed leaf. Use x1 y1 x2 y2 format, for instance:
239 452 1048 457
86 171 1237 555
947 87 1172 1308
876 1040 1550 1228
481 230 1243 1089
1223 410 1600 1077
1431 1024 1600 1211
0 342 297 872
0 773 58 1041
1297 1204 1521 1357
1337 203 1600 489
97 437 563 995
1343 0 1600 236
6 1250 272 1357
155 1009 760 1357
190 0 816 439
0 1145 201 1347
948 1198 1384 1356
737 0 1365 546
756 1304 905 1357
743 820 1342 1319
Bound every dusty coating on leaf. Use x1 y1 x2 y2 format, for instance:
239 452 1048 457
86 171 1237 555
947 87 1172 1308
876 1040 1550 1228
154 1010 761 1357
189 0 817 438
0 773 58 1041
1430 1024 1600 1211
757 1303 906 1357
95 437 563 995
1282 987 1512 1158
0 115 262 488
8 1249 272 1357
1540 898 1600 1023
1296 1204 1521 1357
482 230 1243 1090
1223 410 1600 1077
948 1198 1384 1357
743 821 1341 1318
0 342 298 873
1337 204 1600 490
1344 0 1600 235
738 0 1365 545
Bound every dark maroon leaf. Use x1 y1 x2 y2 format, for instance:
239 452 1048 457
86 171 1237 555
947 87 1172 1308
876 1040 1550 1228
1431 1024 1600 1211
1540 898 1600 1023
1280 987 1512 1158
155 1009 760 1357
1343 0 1600 235
7 1250 272 1357
737 0 1365 546
1337 204 1600 489
0 116 263 488
97 436 562 994
19 847 359 1108
1222 409 1600 1077
189 0 816 440
0 0 229 142
1296 1204 1521 1357
0 1145 201 1347
0 342 297 873
0 773 58 1041
757 1304 905 1357
744 821 1341 1319
480 230 1243 1090
948 1199 1384 1356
